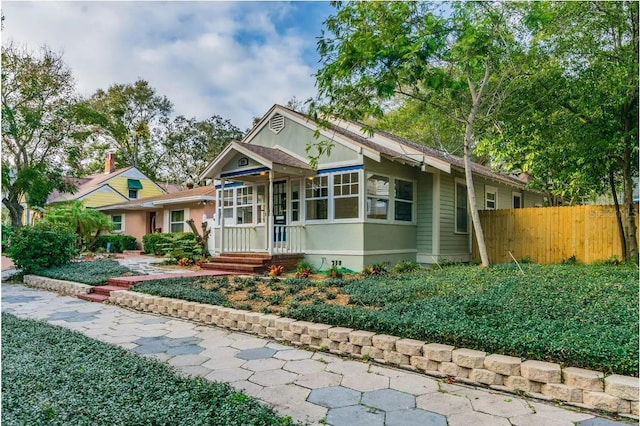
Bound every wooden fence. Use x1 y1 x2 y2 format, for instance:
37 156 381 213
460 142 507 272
472 205 639 264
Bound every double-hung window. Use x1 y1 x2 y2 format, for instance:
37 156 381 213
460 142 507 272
512 192 522 209
333 172 359 219
394 179 414 222
111 214 123 233
235 186 253 224
366 175 389 220
305 176 328 220
485 186 497 210
170 210 185 232
455 181 469 233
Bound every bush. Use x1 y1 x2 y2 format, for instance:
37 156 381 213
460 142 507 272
36 260 134 285
2 224 14 251
2 313 293 425
6 222 77 273
142 232 200 260
295 260 315 278
95 234 137 253
393 260 421 273
361 262 389 276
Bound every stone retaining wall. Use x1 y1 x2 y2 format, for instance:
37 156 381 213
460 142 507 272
21 276 638 417
23 275 93 296
107 289 638 417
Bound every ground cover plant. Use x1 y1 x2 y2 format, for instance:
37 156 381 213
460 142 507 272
1 313 294 426
34 259 136 285
130 263 639 376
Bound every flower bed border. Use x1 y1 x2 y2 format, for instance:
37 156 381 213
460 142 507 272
22 275 639 418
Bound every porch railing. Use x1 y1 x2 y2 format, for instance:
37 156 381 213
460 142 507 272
213 224 305 254
272 225 304 255
222 227 258 253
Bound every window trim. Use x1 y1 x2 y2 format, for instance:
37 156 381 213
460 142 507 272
305 175 329 222
485 185 497 210
366 173 390 222
111 214 124 233
455 178 470 234
170 209 185 233
512 191 523 209
332 171 360 220
394 178 415 222
128 188 139 199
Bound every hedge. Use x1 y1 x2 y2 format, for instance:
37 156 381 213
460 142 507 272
95 234 138 253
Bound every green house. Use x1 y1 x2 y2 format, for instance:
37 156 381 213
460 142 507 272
200 104 543 271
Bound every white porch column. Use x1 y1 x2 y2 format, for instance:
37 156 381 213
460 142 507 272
268 170 274 256
220 178 225 254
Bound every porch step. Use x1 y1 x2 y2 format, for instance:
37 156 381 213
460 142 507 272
202 262 263 273
78 293 110 303
220 252 272 259
94 285 129 297
201 253 304 274
213 256 275 265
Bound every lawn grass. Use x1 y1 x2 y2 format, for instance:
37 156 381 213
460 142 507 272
129 263 639 377
33 259 136 285
1 313 294 426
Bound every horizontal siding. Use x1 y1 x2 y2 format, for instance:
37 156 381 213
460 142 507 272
416 172 433 254
109 176 165 200
82 189 127 208
439 173 471 256
472 176 544 210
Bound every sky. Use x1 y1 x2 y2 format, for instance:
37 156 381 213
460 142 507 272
2 1 334 130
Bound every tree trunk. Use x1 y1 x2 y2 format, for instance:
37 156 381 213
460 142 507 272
622 146 638 262
186 218 211 258
609 167 627 260
464 127 489 267
3 195 24 228
465 64 491 267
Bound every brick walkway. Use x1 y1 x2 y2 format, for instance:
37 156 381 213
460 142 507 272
2 283 634 426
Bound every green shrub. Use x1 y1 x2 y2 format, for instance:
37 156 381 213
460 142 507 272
362 262 389 276
41 200 112 250
95 234 138 253
6 222 77 273
132 277 228 306
2 224 14 251
142 232 200 260
36 260 134 285
295 260 315 278
2 313 293 425
393 260 421 273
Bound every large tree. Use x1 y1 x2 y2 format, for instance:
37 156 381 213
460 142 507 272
161 115 243 185
484 1 638 261
1 43 78 227
311 2 520 266
80 80 173 180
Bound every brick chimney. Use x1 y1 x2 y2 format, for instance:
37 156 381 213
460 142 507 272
105 153 115 174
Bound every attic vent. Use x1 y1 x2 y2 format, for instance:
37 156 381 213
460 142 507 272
269 113 285 134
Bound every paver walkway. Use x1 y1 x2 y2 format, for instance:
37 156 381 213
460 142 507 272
2 283 634 426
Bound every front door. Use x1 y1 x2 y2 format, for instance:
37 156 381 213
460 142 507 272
273 180 286 242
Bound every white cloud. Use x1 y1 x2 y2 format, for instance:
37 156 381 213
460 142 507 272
2 1 328 130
